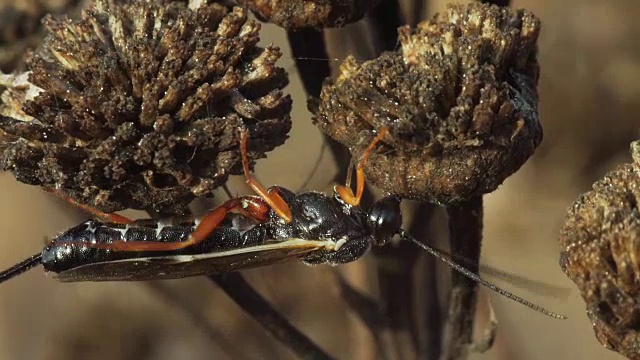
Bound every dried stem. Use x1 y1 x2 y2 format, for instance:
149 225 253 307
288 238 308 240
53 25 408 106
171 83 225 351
288 29 385 358
286 28 352 183
367 0 404 51
366 4 424 358
286 29 355 188
442 196 484 360
410 203 442 360
409 0 427 27
479 0 510 6
372 243 419 359
418 245 443 360
287 29 330 98
144 282 248 360
210 273 335 360
469 296 498 353
333 272 396 360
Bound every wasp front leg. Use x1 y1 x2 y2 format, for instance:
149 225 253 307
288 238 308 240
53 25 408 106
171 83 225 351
334 127 388 206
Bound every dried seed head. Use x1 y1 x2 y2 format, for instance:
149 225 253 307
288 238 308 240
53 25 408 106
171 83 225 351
0 1 291 216
559 142 640 358
0 0 82 72
236 0 377 29
309 3 542 204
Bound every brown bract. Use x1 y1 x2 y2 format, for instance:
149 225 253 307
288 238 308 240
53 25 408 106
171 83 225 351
236 0 377 29
309 3 542 204
559 142 640 359
0 0 83 72
0 0 291 216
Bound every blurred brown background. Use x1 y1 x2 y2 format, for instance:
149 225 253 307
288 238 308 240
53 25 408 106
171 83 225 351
1 0 638 359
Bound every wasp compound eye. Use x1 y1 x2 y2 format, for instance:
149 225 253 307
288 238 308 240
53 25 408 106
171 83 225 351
236 0 378 30
309 3 542 205
559 141 640 358
0 1 291 216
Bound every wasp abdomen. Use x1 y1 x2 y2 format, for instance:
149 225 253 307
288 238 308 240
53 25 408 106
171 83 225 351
42 216 264 274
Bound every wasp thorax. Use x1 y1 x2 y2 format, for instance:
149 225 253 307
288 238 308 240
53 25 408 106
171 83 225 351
310 3 542 205
0 0 291 216
559 141 640 358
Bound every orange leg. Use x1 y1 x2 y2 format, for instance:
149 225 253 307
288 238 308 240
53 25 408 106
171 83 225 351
66 196 271 251
239 128 292 223
334 127 388 206
44 188 133 225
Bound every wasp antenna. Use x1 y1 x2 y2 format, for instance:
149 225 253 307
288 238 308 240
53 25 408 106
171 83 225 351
0 253 42 284
399 230 567 320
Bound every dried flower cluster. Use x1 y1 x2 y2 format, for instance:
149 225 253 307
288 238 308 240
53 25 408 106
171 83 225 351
0 0 291 216
0 0 82 72
559 142 640 359
310 3 542 205
236 0 377 29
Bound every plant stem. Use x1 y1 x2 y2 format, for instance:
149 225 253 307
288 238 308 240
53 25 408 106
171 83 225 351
367 0 403 52
409 0 427 26
442 196 483 360
144 281 248 360
366 3 425 358
419 245 443 360
480 0 511 6
333 272 396 360
409 203 442 360
210 273 335 360
287 29 329 98
372 243 419 359
286 29 356 190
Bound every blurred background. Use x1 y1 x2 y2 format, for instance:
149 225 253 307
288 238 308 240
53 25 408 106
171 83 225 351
0 0 638 359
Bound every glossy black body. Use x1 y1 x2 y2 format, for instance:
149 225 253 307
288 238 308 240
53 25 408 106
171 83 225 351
42 187 402 282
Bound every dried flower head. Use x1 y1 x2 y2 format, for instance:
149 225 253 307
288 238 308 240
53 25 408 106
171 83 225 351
309 3 542 204
236 0 377 29
0 0 83 72
559 142 640 358
0 0 291 216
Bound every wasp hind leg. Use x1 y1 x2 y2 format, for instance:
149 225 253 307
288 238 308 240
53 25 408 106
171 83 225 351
67 128 287 252
238 128 292 223
81 195 272 251
44 188 133 225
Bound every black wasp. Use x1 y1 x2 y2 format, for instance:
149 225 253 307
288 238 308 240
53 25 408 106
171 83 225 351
0 126 565 319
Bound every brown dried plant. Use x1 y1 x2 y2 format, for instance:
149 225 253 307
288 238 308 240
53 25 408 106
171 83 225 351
560 141 640 359
0 0 291 216
310 3 542 205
